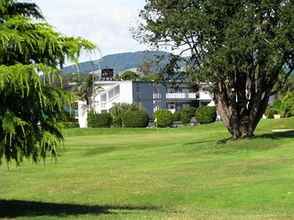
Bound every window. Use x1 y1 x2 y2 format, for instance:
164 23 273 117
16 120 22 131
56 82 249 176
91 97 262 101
108 89 114 100
168 103 176 109
101 93 107 102
114 85 120 96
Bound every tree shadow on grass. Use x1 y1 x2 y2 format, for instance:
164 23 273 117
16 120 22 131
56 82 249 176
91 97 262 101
256 130 294 140
216 130 294 145
0 200 161 218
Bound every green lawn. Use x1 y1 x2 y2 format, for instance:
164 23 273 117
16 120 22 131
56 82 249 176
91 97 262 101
1 118 294 220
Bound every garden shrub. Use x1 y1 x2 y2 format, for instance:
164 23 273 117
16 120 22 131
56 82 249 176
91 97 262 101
122 110 149 128
110 103 141 127
280 92 294 118
173 111 181 122
155 109 174 128
87 111 113 128
195 106 217 124
180 106 196 124
265 107 276 119
61 122 79 128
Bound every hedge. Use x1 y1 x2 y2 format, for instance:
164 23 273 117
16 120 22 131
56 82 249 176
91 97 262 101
180 106 197 124
195 106 217 124
61 121 79 129
173 111 181 122
155 109 174 128
122 110 149 128
87 111 113 128
110 103 141 127
265 107 276 119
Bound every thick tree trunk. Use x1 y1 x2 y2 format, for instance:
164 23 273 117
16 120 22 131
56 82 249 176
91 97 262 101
214 83 270 139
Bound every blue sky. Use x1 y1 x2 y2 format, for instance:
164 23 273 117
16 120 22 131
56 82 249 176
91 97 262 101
36 0 148 61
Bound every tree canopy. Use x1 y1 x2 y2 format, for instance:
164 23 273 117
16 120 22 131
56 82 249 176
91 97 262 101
139 0 294 138
0 0 95 164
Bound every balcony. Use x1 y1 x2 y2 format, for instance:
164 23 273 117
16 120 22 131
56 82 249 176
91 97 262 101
198 91 212 101
166 93 197 100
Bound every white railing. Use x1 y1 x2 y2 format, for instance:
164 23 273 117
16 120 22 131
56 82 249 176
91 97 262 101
166 93 197 99
198 91 212 100
101 102 107 109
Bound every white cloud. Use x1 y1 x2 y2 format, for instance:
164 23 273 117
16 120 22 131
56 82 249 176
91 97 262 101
35 0 148 61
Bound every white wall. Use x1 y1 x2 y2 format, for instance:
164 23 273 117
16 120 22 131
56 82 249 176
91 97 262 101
78 101 88 128
117 81 133 104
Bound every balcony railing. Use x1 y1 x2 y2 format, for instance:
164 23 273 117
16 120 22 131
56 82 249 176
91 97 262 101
166 93 197 99
198 91 212 100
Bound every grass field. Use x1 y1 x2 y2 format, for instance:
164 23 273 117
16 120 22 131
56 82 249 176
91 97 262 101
1 118 294 220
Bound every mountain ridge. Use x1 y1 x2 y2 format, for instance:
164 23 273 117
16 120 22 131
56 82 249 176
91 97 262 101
62 50 174 75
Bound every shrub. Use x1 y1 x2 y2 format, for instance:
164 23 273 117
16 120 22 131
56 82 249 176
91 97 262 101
180 106 197 124
155 109 174 128
280 92 294 118
61 122 79 128
122 110 149 128
110 103 141 127
173 111 181 121
195 106 217 124
87 111 112 128
265 107 276 119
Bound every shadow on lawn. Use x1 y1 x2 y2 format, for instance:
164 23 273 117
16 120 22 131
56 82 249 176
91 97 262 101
0 200 160 218
216 130 294 145
256 130 294 139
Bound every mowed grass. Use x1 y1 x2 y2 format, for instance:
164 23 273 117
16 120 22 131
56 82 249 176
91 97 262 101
1 118 294 220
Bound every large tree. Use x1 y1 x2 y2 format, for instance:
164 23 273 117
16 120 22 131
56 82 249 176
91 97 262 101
0 0 94 164
139 0 294 139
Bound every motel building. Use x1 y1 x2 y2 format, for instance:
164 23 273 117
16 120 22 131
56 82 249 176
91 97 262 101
78 80 214 128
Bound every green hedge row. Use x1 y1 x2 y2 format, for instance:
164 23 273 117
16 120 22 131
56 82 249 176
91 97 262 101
87 105 218 129
155 109 174 128
87 106 150 128
195 106 217 124
122 110 149 128
87 111 113 128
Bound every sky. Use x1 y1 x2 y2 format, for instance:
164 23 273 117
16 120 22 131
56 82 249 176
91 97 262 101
35 0 149 62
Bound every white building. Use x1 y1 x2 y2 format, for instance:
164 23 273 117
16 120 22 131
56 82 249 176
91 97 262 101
78 80 214 128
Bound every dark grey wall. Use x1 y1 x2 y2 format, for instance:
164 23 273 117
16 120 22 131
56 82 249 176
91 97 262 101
133 82 167 118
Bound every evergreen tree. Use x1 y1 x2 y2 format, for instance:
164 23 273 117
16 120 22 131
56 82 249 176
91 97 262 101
0 0 95 164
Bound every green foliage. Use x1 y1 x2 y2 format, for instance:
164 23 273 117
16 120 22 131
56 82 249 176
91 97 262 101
280 92 294 118
180 106 196 124
141 73 161 82
195 106 217 124
61 122 79 129
139 0 294 138
173 111 181 122
122 110 149 128
155 109 173 128
110 103 141 127
87 111 112 128
120 71 140 81
267 93 294 118
0 0 94 164
265 107 276 119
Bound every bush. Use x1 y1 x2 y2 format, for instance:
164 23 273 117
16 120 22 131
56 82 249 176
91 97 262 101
280 92 294 118
110 103 141 127
173 111 181 121
122 110 149 128
87 111 113 128
61 122 79 129
155 109 174 128
180 106 197 124
195 106 217 124
265 107 276 119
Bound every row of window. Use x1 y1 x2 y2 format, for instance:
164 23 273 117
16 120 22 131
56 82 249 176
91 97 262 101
101 85 120 102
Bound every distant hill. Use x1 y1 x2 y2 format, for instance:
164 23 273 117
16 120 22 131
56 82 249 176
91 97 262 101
62 51 175 75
